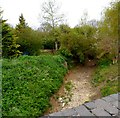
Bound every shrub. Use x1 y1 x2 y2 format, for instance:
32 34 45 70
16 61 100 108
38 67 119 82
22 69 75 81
58 48 72 59
16 28 43 55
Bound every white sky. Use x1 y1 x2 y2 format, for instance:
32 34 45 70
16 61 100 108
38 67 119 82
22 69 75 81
0 0 114 28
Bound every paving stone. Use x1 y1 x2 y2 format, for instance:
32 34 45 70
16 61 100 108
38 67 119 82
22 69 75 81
74 105 94 116
91 108 111 116
110 93 119 101
102 96 117 103
94 99 118 115
84 102 96 110
49 111 64 116
104 104 119 115
49 108 77 116
40 116 49 118
94 99 110 108
117 109 120 118
110 101 119 109
60 108 78 116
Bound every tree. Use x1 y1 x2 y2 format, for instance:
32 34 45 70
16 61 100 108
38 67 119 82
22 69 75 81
15 14 43 55
17 27 43 55
40 0 64 50
16 29 43 55
79 11 89 26
96 1 119 60
16 13 27 32
2 20 21 58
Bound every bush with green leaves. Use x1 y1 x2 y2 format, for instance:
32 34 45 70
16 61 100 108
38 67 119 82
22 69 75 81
2 55 68 116
58 24 97 63
97 55 112 67
16 27 43 55
42 37 55 49
58 47 73 59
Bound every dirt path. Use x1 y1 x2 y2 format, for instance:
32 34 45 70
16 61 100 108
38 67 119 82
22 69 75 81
44 65 101 115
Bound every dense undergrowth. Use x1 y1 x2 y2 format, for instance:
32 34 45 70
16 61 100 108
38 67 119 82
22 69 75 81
2 55 68 116
92 60 119 97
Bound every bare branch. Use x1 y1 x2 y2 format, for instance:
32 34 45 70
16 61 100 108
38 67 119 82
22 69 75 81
39 0 64 31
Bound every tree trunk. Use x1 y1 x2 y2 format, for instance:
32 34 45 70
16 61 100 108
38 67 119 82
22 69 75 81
55 41 58 50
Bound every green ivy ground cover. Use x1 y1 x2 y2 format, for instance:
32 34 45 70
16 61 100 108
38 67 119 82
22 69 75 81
2 55 67 116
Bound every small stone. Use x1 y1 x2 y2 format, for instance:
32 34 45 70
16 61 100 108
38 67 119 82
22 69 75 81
58 97 63 103
62 103 65 107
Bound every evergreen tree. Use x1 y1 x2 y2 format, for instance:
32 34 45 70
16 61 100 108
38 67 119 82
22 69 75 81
2 20 21 58
15 14 28 54
15 14 43 55
16 13 27 32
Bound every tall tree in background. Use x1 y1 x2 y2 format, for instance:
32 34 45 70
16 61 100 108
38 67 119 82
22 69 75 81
16 13 27 31
79 11 89 26
15 14 29 54
40 0 64 50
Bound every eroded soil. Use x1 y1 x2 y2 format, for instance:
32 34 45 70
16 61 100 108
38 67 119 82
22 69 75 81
44 65 101 115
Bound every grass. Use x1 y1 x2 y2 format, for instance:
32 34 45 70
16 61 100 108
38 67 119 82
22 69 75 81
2 55 68 116
92 62 119 97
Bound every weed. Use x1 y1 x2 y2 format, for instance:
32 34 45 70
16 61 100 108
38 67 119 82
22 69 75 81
65 81 73 92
